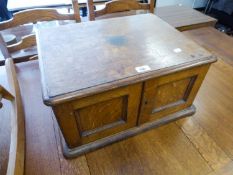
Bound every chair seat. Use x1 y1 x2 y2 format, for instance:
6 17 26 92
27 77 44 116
11 46 37 61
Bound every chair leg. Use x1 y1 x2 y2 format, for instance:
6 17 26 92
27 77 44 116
204 0 211 14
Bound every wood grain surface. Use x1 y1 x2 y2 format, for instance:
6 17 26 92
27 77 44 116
0 23 233 175
87 4 216 30
87 0 155 20
0 0 80 30
0 65 11 175
0 0 81 65
184 27 233 66
37 14 215 105
4 58 25 175
155 5 217 31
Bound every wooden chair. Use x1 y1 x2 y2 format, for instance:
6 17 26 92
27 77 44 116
0 33 37 66
0 57 25 175
0 0 81 65
87 0 155 21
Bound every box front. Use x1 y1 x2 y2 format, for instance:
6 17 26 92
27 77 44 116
138 64 210 124
53 83 142 148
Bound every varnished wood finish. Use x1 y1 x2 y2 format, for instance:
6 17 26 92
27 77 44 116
176 117 231 171
53 83 142 149
2 34 17 45
0 33 37 66
86 122 213 175
7 34 36 53
0 34 11 59
0 2 80 30
0 25 35 65
1 61 90 175
0 25 233 175
0 58 25 175
7 0 108 11
0 85 14 102
37 14 215 155
38 14 215 105
63 106 196 158
0 0 81 65
155 5 217 31
72 0 81 22
87 0 155 20
139 64 210 124
1 27 233 173
184 27 233 66
208 161 233 175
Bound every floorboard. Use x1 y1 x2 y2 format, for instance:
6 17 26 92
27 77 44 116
16 62 62 175
184 27 233 66
86 123 212 175
0 66 10 175
176 117 231 171
52 112 91 175
208 161 233 175
192 60 233 160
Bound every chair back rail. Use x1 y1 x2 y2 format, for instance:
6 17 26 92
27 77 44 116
7 34 36 53
87 0 155 20
0 85 14 102
72 0 81 22
0 33 37 65
0 9 76 31
0 58 25 175
0 0 80 65
0 34 11 59
0 0 81 30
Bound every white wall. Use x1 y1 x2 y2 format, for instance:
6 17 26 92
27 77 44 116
156 0 208 8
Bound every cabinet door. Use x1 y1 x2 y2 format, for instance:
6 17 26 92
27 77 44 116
53 83 142 148
138 64 210 124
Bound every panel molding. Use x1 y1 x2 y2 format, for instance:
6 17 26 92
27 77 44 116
138 64 210 124
54 83 142 146
151 75 197 113
75 95 128 137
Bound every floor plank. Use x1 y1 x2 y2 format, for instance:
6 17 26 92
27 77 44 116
176 117 231 171
0 66 10 175
8 61 90 175
208 161 233 175
52 112 91 175
16 61 62 175
184 27 233 66
156 5 216 31
192 60 233 160
86 123 212 175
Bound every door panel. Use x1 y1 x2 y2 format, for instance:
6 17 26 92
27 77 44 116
138 64 210 124
53 82 142 148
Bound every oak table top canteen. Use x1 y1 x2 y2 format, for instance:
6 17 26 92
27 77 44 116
36 14 216 158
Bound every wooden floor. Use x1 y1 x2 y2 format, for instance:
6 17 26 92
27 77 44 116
0 27 233 175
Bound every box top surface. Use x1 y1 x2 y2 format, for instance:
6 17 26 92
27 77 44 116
37 14 215 105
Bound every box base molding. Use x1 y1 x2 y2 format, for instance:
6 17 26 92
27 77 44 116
61 105 196 158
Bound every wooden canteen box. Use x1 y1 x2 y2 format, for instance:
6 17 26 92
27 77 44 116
37 14 217 157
